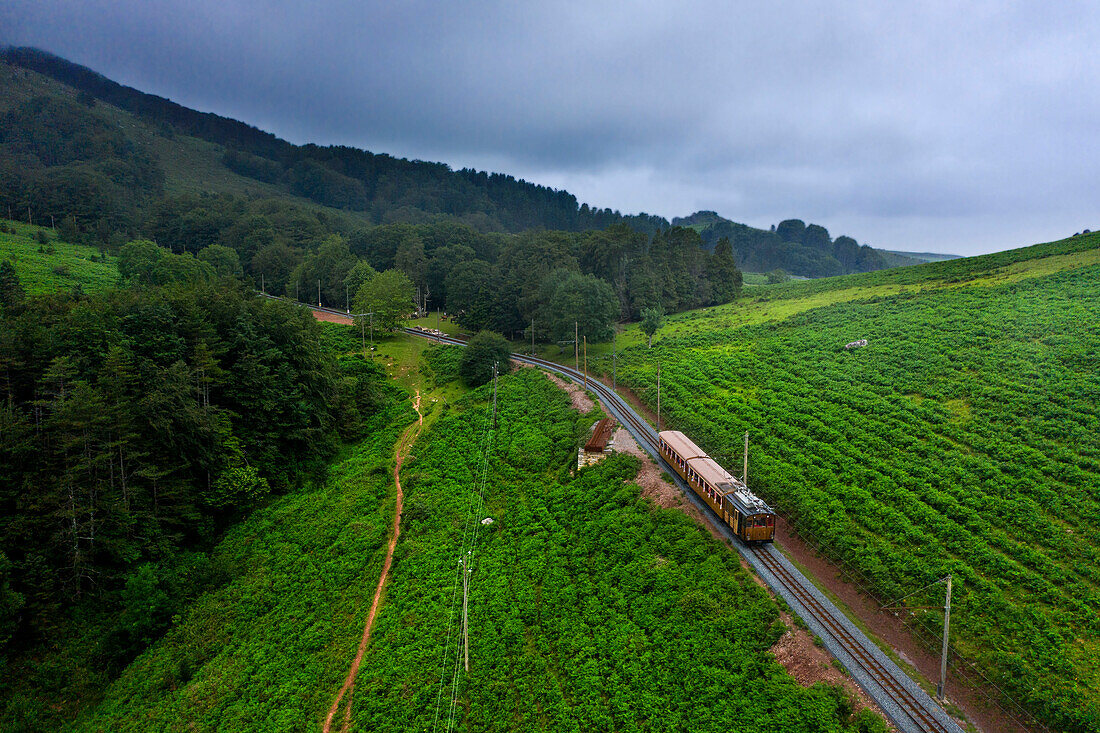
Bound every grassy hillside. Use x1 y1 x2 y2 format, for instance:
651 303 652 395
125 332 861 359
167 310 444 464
345 368 882 732
881 249 961 265
586 231 1100 731
0 219 117 293
0 63 350 208
69 346 884 732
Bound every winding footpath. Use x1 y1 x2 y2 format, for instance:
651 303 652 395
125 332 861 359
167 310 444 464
323 391 423 733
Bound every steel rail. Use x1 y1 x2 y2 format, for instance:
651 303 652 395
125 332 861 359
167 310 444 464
751 546 953 732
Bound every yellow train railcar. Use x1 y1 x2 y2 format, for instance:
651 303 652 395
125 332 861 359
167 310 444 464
657 430 775 543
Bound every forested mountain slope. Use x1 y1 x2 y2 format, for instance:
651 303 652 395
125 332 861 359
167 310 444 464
673 210 909 277
1 47 667 236
593 231 1100 732
1 47 929 281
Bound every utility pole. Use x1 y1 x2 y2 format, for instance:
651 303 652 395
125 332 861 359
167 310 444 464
656 362 661 431
530 318 535 354
939 574 952 702
881 575 955 703
574 322 579 372
261 273 265 294
743 431 749 486
612 325 617 390
296 280 299 302
583 336 588 390
461 554 471 672
491 362 499 429
345 283 349 314
436 309 441 341
317 279 321 308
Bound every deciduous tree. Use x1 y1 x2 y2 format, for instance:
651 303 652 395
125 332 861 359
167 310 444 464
353 269 414 332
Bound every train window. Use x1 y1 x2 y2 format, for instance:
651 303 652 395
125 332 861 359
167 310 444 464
767 516 775 527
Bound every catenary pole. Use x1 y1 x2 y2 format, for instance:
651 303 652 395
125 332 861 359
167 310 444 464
939 574 952 701
583 336 587 389
462 555 470 672
657 362 661 431
491 363 499 429
743 431 749 485
612 325 617 390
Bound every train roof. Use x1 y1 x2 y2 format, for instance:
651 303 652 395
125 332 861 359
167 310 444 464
659 430 707 460
659 430 774 515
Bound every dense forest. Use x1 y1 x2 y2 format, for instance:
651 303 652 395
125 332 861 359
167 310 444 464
0 258 394 698
1 47 666 236
1 48 904 282
0 63 748 339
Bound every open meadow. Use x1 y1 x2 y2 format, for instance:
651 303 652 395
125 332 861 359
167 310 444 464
0 220 118 294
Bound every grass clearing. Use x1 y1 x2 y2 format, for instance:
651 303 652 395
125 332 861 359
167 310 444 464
0 219 118 294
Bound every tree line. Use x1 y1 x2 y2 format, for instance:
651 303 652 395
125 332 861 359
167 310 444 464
674 210 889 277
3 48 667 236
2 50 896 283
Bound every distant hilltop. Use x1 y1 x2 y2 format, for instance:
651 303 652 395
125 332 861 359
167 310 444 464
670 211 958 277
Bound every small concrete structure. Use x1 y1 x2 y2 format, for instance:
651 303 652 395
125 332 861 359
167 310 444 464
845 339 869 349
578 417 616 469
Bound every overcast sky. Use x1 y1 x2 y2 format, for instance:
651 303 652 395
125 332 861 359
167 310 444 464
3 1 1097 255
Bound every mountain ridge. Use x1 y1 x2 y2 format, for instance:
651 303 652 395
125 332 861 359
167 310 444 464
2 46 949 277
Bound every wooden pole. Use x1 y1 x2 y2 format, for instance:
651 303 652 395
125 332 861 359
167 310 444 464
612 326 616 390
743 431 749 486
583 336 587 389
656 362 661 431
462 557 470 672
491 363 498 430
938 574 952 701
574 321 578 372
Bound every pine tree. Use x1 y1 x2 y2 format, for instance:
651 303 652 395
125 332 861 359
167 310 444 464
0 261 25 307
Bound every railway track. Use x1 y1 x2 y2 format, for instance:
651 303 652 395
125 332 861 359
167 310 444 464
256 300 963 732
397 326 963 733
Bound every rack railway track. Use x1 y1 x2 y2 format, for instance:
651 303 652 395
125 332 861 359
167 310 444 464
397 326 961 733
257 297 964 732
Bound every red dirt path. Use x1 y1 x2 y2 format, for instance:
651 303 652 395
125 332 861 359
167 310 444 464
323 391 422 733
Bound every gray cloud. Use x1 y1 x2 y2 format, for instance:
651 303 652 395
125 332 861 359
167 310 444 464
3 0 1098 254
